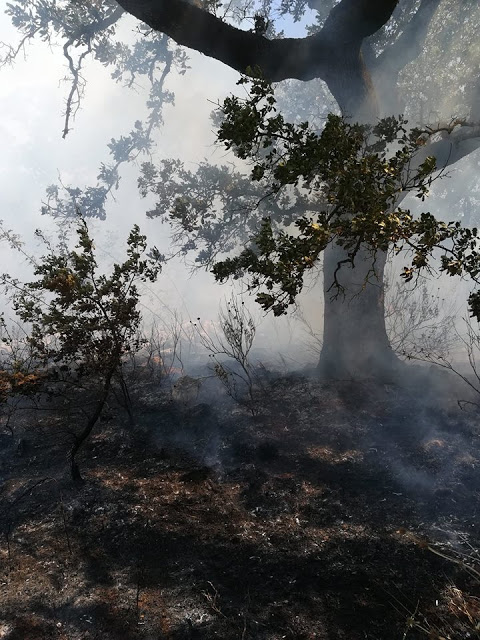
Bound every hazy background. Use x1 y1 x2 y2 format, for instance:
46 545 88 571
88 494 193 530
0 11 323 364
0 4 477 370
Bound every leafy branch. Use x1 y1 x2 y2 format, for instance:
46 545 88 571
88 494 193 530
1 214 161 481
210 77 480 318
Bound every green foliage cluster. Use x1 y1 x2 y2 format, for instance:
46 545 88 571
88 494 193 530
9 219 160 379
2 217 161 480
0 217 161 479
212 77 480 317
138 158 271 264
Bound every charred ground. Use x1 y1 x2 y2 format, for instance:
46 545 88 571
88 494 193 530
0 369 479 639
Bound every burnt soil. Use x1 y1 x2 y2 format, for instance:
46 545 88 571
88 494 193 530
0 371 479 639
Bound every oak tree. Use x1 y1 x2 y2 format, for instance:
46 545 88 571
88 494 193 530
4 0 480 377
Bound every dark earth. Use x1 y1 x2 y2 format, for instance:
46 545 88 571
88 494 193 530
0 368 479 639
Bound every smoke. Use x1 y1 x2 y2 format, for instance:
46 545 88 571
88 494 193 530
1 2 480 515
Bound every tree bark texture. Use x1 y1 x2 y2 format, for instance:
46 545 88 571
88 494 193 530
319 245 397 379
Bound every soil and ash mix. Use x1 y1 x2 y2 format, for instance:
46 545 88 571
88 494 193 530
0 369 479 639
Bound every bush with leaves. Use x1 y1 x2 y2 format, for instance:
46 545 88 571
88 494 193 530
0 317 45 436
2 217 161 481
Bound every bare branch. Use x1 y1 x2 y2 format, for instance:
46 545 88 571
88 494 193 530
414 122 480 173
0 28 40 67
62 42 90 138
60 5 124 137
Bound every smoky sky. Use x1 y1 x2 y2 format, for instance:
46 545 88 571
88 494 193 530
0 10 319 362
0 4 478 367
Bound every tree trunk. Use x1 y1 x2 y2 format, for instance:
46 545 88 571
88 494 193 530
316 31 403 379
318 243 399 379
70 370 114 483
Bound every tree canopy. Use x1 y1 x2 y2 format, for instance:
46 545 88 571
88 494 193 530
215 79 480 316
3 0 480 377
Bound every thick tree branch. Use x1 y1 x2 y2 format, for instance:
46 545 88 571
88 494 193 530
322 0 399 45
113 0 398 123
114 0 332 82
374 0 439 75
114 0 397 86
428 125 480 169
402 125 480 195
370 0 440 116
466 78 480 121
